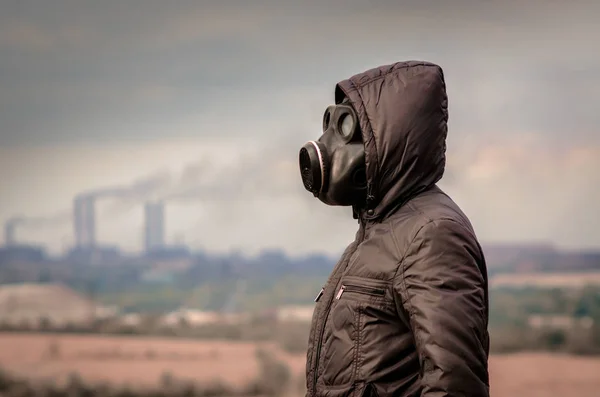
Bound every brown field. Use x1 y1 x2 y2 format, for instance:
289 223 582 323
0 332 599 397
490 272 600 288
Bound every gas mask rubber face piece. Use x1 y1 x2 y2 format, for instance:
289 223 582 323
299 100 367 207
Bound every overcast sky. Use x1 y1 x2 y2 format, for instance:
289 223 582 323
1 0 599 256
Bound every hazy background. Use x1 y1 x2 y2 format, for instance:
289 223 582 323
1 2 600 397
2 0 599 256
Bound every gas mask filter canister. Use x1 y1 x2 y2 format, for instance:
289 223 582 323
299 101 367 207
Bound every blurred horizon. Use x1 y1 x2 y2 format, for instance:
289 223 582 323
1 3 600 397
1 0 599 257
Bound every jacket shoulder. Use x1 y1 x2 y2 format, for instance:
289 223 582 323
386 186 479 259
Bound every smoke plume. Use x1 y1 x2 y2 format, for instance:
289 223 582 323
82 168 175 216
99 137 303 214
78 168 173 201
160 137 303 204
6 210 71 228
4 210 71 246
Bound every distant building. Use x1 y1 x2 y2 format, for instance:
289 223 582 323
276 305 315 323
0 245 46 264
221 312 250 325
159 309 249 327
160 309 221 327
145 245 191 260
528 314 594 330
119 313 143 327
65 245 121 266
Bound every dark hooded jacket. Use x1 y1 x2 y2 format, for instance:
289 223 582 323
305 61 490 397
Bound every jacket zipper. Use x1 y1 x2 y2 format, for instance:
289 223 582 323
311 218 368 394
314 288 324 302
335 284 385 299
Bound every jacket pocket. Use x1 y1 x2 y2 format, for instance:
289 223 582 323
320 277 392 387
320 298 362 387
314 380 377 397
336 284 386 300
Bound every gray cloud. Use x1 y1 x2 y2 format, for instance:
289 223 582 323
79 169 173 200
1 0 599 146
1 0 599 253
102 136 305 217
4 211 70 227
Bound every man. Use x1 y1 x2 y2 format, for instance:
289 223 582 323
298 61 490 397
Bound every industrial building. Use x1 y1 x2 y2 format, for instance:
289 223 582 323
144 201 166 254
3 195 178 262
73 195 96 249
3 218 17 247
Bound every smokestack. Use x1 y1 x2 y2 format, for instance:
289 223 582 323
74 195 96 249
4 218 19 247
144 201 165 254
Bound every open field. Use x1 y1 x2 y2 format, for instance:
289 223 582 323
489 353 600 397
0 332 599 396
490 272 600 288
0 332 303 390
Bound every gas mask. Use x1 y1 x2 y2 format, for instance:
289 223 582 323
299 99 367 207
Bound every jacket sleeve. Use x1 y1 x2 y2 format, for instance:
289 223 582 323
393 218 490 397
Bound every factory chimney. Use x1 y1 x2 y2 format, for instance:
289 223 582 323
73 195 96 249
144 201 165 254
4 219 17 247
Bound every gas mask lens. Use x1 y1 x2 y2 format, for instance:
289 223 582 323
339 113 354 140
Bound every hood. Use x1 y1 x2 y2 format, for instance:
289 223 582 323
335 61 449 221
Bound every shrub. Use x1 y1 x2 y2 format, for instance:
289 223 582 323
44 340 62 360
275 322 310 355
0 358 293 397
254 347 292 396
